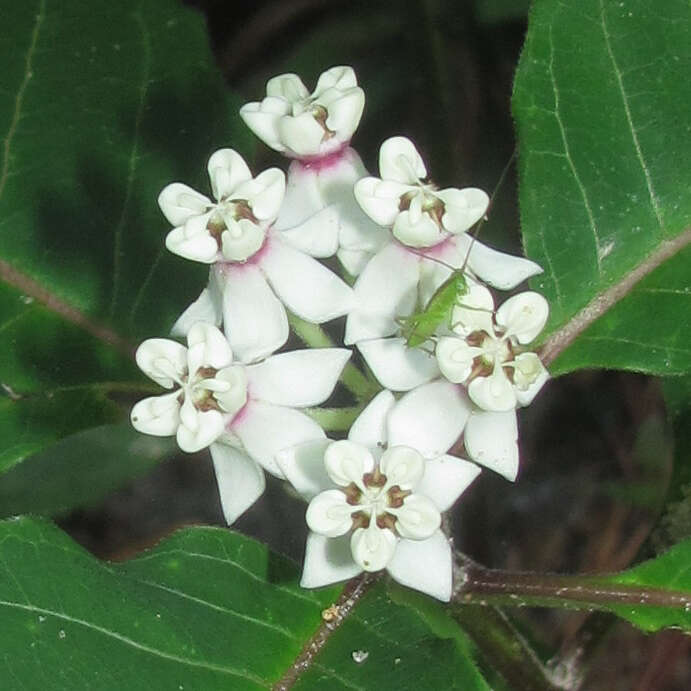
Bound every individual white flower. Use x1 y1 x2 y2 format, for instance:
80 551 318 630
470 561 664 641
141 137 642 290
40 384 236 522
161 149 354 363
131 323 352 523
277 389 481 601
435 287 549 412
159 148 284 264
355 137 490 247
240 66 365 159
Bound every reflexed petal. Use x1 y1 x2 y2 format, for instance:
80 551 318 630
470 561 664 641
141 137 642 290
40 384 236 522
358 337 439 391
380 446 425 489
379 136 426 183
131 392 180 436
450 282 495 335
186 322 233 373
210 443 266 525
274 159 324 230
135 338 187 388
238 102 286 153
306 490 355 537
386 530 452 601
238 167 285 221
324 439 374 486
220 219 265 262
207 149 252 201
437 187 489 234
301 532 361 588
313 66 358 94
324 88 364 141
495 292 549 344
278 112 326 157
354 177 409 227
436 336 475 384
394 494 440 540
177 408 225 453
392 210 446 248
347 389 396 450
468 369 517 412
278 206 341 257
417 454 481 511
351 525 397 571
214 366 248 415
387 380 471 458
245 348 350 407
218 264 289 363
158 183 211 227
165 219 218 264
260 239 354 322
464 409 519 481
266 72 309 101
514 353 550 407
455 233 543 290
275 439 333 499
170 287 222 337
345 242 419 344
232 401 325 477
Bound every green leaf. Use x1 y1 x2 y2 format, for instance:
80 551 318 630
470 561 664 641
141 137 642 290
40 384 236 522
513 0 691 375
604 539 691 632
0 0 248 470
0 517 490 689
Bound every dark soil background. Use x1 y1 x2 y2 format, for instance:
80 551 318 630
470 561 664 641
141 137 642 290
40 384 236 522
57 1 690 688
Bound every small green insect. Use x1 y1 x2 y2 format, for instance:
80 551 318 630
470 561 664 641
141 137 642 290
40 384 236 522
397 260 469 349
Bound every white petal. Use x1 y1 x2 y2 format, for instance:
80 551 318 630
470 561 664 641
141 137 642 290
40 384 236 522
213 366 248 415
345 242 419 344
237 167 285 222
468 369 517 412
351 525 397 571
186 322 233 372
170 287 222 337
131 391 180 436
394 494 441 540
354 177 409 227
392 211 446 248
301 532 361 589
266 72 309 101
275 439 333 499
306 490 355 537
221 219 266 262
464 409 519 481
513 353 550 407
387 380 471 458
358 337 439 391
323 88 364 141
217 264 289 363
495 292 549 344
337 247 374 276
165 219 218 264
313 66 358 94
347 390 396 450
324 440 374 486
454 233 543 290
278 205 341 257
245 348 350 407
380 446 425 489
450 281 495 335
158 183 211 227
135 338 187 388
176 408 225 453
436 187 489 234
435 336 475 384
274 159 324 230
379 137 426 184
207 149 252 201
210 443 266 525
260 239 354 322
233 401 325 477
417 454 481 511
238 102 286 153
278 113 325 157
386 530 452 601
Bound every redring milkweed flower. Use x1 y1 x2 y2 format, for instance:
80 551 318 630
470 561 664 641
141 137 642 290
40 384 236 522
277 389 481 601
158 148 354 363
131 322 351 524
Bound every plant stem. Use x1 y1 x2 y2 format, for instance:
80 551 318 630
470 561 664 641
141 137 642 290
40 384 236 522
453 553 691 611
304 405 363 432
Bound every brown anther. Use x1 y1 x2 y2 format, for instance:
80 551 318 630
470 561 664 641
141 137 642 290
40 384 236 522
466 331 486 347
344 482 363 505
197 366 218 379
351 510 369 530
363 466 387 488
376 513 397 532
387 485 412 509
311 105 335 137
206 219 225 247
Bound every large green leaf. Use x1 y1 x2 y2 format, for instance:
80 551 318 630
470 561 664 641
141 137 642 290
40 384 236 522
0 0 248 470
513 0 691 375
0 517 489 689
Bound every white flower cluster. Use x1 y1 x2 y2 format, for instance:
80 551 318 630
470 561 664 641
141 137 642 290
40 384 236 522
131 66 550 602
